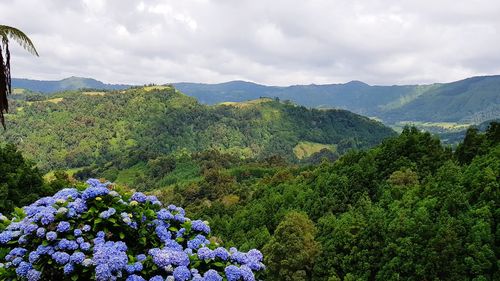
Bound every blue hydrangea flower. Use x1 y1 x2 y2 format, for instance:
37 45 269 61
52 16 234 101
58 239 79 251
53 188 80 200
63 263 75 275
70 252 86 264
225 265 242 281
82 180 109 201
197 247 215 260
92 240 128 273
80 242 91 251
0 178 265 280
15 261 32 277
240 265 256 281
46 231 57 241
173 265 191 281
214 247 230 261
0 231 13 244
155 225 171 241
28 251 40 263
26 269 42 281
36 227 46 238
99 208 116 219
95 264 112 281
74 229 82 236
56 221 71 233
157 209 174 220
52 251 70 265
136 254 146 262
126 275 147 281
149 276 164 281
191 220 210 234
150 248 189 267
204 269 223 281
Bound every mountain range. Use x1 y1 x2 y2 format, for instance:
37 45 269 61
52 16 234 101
12 75 500 126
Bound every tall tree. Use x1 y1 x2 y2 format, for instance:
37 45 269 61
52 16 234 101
0 25 38 129
263 211 321 281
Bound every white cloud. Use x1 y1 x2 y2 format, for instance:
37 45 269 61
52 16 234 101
1 0 500 85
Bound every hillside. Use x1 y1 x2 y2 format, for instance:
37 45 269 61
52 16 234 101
175 76 500 124
14 75 500 126
12 76 130 93
0 86 394 176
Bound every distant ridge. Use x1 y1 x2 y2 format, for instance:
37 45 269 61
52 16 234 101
12 75 500 125
12 76 131 93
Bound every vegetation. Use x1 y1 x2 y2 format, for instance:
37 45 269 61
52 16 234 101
0 180 264 280
0 86 394 178
0 25 39 129
0 81 498 280
0 143 68 213
147 123 499 280
12 75 500 127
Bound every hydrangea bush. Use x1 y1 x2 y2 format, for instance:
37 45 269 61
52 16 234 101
0 179 264 280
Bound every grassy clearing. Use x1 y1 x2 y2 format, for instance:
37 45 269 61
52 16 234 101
44 167 84 181
293 141 336 159
83 91 106 96
219 98 274 109
12 88 26 94
143 85 170 91
394 121 473 131
115 162 148 185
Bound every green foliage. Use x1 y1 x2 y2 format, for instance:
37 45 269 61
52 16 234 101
0 143 50 213
150 126 499 281
263 211 320 281
0 87 394 177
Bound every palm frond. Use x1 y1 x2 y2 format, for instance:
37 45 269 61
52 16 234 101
0 25 39 56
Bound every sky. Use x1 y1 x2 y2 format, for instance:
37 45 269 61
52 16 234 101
2 0 500 86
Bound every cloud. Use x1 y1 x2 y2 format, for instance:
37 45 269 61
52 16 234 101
2 0 500 85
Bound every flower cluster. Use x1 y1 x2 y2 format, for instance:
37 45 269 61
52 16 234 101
0 179 264 280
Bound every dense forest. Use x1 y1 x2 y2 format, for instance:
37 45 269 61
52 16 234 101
147 123 499 280
1 122 498 280
0 86 393 181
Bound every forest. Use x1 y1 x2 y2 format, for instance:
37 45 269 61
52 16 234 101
1 120 498 280
1 86 393 179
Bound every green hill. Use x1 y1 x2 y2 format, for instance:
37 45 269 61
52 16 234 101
173 76 500 125
0 86 394 176
13 75 500 127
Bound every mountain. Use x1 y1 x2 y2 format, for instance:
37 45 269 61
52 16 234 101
13 75 500 125
174 76 500 124
0 86 394 174
12 76 131 93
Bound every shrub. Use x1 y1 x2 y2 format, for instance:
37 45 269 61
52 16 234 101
0 179 264 280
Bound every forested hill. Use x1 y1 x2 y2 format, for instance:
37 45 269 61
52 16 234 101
13 75 500 125
174 76 500 124
0 86 394 173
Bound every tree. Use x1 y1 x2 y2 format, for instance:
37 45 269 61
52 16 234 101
0 25 39 129
0 143 46 213
263 211 321 280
